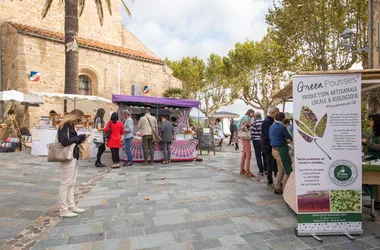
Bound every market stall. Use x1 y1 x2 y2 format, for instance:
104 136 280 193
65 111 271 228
273 70 380 234
0 90 44 152
112 95 200 162
29 93 115 158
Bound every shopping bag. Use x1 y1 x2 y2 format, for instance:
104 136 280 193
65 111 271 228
47 129 74 162
79 142 91 160
92 128 104 144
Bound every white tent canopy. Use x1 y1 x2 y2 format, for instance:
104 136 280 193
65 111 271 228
0 90 44 107
31 92 112 103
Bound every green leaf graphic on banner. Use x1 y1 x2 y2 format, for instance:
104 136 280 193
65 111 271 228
315 113 328 137
295 107 331 160
297 129 313 143
300 106 318 132
295 119 314 137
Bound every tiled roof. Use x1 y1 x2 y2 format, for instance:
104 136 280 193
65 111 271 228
8 22 164 65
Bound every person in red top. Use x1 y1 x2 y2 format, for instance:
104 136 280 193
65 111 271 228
104 112 124 168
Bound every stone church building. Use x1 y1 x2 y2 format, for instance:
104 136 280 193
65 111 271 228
1 0 181 126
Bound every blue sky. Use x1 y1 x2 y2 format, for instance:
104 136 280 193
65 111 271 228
121 0 293 117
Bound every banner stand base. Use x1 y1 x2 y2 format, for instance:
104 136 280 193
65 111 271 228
295 228 363 242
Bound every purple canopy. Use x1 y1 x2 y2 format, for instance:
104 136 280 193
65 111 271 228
112 95 200 108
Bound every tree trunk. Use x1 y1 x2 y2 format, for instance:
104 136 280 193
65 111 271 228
64 0 79 94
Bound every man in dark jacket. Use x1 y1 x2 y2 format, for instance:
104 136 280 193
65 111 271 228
228 119 237 146
159 116 174 164
261 107 279 188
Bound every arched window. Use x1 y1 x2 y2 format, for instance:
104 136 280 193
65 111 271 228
79 75 91 95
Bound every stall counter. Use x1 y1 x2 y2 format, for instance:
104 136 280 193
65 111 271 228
120 139 198 162
31 128 98 158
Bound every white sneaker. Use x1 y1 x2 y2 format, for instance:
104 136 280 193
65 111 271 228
69 207 85 214
60 211 78 218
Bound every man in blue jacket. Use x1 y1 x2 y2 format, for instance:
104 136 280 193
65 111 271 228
261 107 279 188
269 112 292 194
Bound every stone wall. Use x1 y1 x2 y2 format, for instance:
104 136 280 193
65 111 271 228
6 32 181 128
1 23 18 91
0 0 123 46
122 28 157 58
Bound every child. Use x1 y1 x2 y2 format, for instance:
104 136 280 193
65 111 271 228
233 132 239 151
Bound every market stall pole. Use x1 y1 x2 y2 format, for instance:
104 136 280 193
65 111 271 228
273 69 380 241
112 95 200 162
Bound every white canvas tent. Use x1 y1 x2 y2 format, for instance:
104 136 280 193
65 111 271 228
0 90 44 107
31 92 112 107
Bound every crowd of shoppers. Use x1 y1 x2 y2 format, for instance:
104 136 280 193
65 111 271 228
234 107 294 195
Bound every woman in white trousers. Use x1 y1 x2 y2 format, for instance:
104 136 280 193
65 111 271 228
57 109 88 218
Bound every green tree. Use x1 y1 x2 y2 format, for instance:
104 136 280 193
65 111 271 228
227 34 292 116
42 0 132 94
165 57 205 99
166 54 237 118
266 0 368 70
162 88 183 98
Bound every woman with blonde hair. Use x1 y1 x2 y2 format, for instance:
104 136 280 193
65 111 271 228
57 109 87 218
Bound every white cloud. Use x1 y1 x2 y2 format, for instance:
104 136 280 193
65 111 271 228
122 0 279 115
122 0 272 60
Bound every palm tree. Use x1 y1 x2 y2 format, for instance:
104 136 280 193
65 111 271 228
41 0 132 94
162 88 184 98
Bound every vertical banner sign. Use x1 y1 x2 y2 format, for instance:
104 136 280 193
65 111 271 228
293 74 362 236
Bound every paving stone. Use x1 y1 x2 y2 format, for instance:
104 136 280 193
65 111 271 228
130 217 155 227
32 238 68 249
183 220 214 229
217 235 246 246
317 245 348 250
363 236 380 247
16 210 44 221
191 239 222 250
103 220 130 232
94 208 123 217
153 214 185 226
54 219 82 227
129 232 175 249
225 223 257 235
241 231 276 242
171 229 204 243
106 227 144 239
90 239 121 250
67 232 105 245
236 241 273 250
266 235 309 250
45 227 66 239
0 226 22 240
269 227 295 237
211 218 233 226
226 207 255 217
51 244 83 250
297 235 344 248
199 226 232 239
337 240 374 250
145 224 185 234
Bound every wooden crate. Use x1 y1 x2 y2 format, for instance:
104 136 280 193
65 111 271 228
363 171 380 185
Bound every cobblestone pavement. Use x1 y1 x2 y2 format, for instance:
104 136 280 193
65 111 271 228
1 146 380 250
0 150 111 249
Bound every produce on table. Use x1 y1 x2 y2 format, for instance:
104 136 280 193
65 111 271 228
297 191 330 213
330 190 361 212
